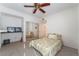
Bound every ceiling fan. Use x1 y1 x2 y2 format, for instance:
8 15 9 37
24 3 50 14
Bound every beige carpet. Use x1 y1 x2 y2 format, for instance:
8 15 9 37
0 38 78 56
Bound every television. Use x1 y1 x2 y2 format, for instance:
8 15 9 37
7 27 15 32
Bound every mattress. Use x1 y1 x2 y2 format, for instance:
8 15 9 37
29 38 62 56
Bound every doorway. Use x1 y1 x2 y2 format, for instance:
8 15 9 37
25 21 39 41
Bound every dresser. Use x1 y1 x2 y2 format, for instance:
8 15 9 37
0 31 22 48
0 30 7 48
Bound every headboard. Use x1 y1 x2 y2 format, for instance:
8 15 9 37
48 33 62 40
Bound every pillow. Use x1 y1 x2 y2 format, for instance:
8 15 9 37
48 34 58 40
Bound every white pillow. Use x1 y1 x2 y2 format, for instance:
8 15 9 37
48 34 58 40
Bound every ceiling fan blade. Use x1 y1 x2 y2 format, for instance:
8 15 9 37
40 3 50 7
33 9 37 14
39 8 46 13
24 5 34 7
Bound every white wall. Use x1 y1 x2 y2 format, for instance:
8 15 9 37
0 13 1 29
0 5 39 23
77 5 79 55
0 5 39 42
0 13 23 30
46 7 78 49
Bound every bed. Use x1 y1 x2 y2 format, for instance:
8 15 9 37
29 33 63 56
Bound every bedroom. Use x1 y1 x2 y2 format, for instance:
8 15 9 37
0 3 79 56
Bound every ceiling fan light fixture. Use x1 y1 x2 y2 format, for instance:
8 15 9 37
24 3 50 14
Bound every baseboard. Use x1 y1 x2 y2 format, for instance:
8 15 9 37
64 45 78 50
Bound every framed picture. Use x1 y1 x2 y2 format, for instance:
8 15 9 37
15 27 22 32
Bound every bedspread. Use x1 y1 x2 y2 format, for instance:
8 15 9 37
29 38 62 56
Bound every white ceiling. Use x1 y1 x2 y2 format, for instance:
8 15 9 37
0 3 78 18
